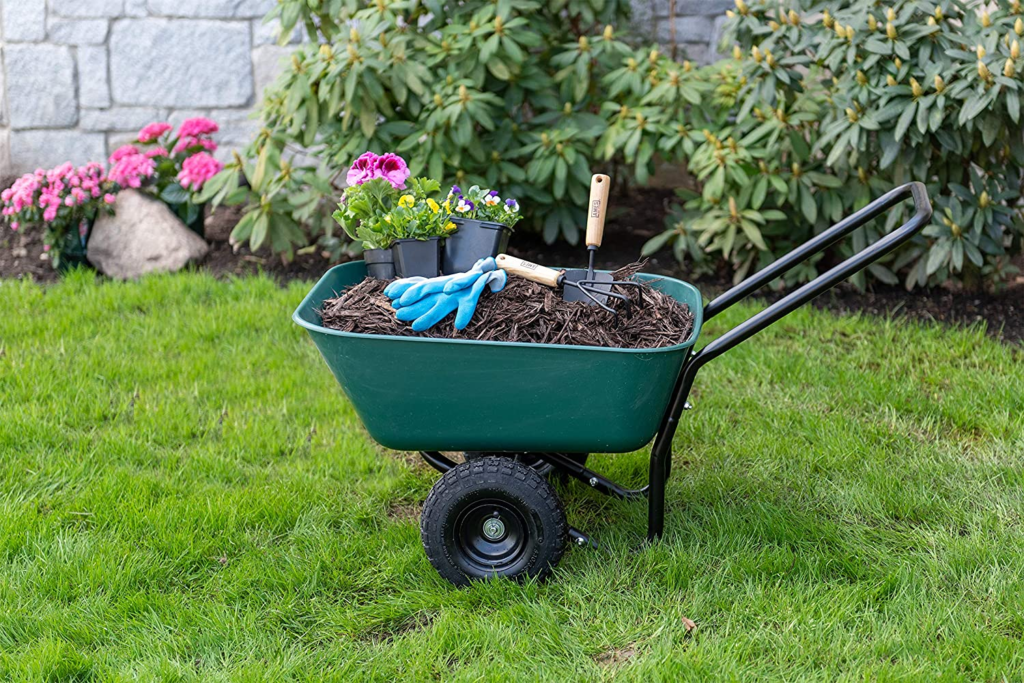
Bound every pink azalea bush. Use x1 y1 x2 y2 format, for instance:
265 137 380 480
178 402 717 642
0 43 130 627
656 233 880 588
0 162 117 268
177 152 222 190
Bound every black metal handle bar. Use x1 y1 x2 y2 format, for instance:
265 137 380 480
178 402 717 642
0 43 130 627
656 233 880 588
699 181 932 350
645 182 931 541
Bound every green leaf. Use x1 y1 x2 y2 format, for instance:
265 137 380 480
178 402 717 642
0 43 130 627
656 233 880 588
800 187 817 225
894 101 917 142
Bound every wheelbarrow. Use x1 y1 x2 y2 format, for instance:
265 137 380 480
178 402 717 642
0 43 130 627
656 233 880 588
293 183 932 587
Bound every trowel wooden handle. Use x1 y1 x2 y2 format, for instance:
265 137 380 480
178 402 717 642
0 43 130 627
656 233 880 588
495 254 563 288
586 174 611 248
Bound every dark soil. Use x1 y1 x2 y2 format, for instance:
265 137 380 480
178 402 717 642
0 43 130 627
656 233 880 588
318 263 695 350
1 183 1020 344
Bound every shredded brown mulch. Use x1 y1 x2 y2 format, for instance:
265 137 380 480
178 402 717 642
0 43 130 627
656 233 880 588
318 262 695 349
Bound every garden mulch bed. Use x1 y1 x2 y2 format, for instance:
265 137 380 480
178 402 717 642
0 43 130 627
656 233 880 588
318 263 695 349
1 184 1020 344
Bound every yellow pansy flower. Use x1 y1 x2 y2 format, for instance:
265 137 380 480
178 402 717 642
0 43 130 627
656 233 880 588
426 198 440 213
444 222 457 232
398 194 415 208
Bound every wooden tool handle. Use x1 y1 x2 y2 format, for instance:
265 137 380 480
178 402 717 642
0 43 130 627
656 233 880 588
495 254 563 288
586 174 611 248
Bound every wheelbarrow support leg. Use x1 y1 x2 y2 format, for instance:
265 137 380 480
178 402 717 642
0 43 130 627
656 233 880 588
647 357 697 542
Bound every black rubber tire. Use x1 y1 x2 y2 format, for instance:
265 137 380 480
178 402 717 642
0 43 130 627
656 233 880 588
463 452 588 478
421 456 568 587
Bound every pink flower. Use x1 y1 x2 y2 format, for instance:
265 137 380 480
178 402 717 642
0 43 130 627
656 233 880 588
346 151 380 186
11 222 19 231
177 117 219 139
375 153 410 190
145 146 169 158
109 144 140 164
138 122 172 143
173 136 217 154
109 153 156 189
43 244 50 252
104 193 117 204
177 152 223 190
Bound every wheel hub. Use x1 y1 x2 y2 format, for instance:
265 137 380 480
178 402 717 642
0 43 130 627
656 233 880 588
482 516 506 541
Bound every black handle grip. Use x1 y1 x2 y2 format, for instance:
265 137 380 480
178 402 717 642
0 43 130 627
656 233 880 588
693 181 932 367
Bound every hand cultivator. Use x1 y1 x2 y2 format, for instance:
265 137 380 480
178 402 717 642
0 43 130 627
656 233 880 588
294 183 932 587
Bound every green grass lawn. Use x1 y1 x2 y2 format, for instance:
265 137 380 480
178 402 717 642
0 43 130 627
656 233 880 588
1 270 1022 681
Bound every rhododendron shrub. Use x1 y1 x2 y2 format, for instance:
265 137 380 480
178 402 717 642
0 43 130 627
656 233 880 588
112 117 223 232
0 162 117 269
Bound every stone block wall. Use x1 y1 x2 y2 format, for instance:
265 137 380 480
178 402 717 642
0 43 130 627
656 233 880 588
0 0 296 175
0 0 727 177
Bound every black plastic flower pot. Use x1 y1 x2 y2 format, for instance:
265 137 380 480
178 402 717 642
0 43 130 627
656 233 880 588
443 219 512 274
393 237 441 278
363 247 396 280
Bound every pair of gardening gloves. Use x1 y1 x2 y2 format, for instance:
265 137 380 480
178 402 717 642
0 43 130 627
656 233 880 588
383 257 508 332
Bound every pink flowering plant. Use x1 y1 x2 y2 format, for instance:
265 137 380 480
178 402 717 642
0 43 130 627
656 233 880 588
109 117 224 231
1 162 117 269
332 152 454 250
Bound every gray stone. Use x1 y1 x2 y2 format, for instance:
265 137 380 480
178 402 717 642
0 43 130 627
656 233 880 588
0 130 11 177
679 41 709 65
650 0 733 18
0 48 6 127
9 130 107 174
710 14 730 61
81 106 162 131
6 44 78 129
48 18 110 44
78 46 112 108
655 15 715 45
167 109 209 129
88 189 209 279
2 0 47 41
207 107 260 152
49 0 124 18
144 0 274 18
252 45 290 101
125 0 148 16
110 20 253 107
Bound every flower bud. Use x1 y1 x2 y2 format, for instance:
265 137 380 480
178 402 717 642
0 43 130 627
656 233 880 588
845 25 854 40
910 77 923 97
765 50 776 68
752 45 763 62
563 101 572 115
579 35 589 50
982 11 992 28
978 60 992 80
934 74 945 92
350 27 360 43
895 57 902 69
603 25 614 40
979 191 990 208
977 45 986 59
1018 18 1024 36
791 161 801 176
789 10 800 25
858 167 868 183
1014 40 1021 60
683 59 693 71
868 14 877 30
834 23 845 38
458 84 469 102
433 93 443 106
627 57 638 71
769 20 781 31
733 44 743 60
887 74 897 86
1006 58 1016 77
935 7 944 20
649 49 659 64
735 0 749 15
726 9 735 18
927 17 936 26
886 7 896 21
846 107 858 122
886 22 897 40
823 10 833 28
856 70 868 85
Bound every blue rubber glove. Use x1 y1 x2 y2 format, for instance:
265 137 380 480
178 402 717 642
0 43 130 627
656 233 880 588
394 269 507 331
384 257 495 306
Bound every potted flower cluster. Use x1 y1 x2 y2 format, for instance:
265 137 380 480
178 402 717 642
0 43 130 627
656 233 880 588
108 117 223 234
333 152 456 278
0 162 117 271
332 152 524 279
443 185 522 275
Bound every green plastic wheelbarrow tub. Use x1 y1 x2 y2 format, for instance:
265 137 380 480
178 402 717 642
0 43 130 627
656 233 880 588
293 261 704 454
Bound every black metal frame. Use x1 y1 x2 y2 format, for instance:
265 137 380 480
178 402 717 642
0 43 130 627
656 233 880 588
422 182 932 545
